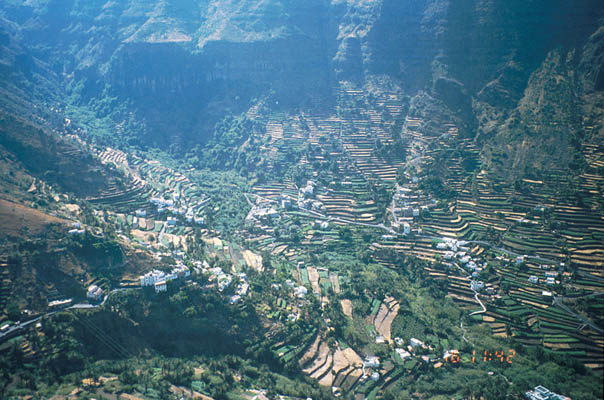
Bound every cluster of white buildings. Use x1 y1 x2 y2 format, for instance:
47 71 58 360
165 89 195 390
297 181 325 211
299 180 315 197
206 266 232 291
314 220 330 230
141 270 168 293
441 237 541 296
230 273 250 304
140 263 191 293
150 193 205 226
285 278 308 300
190 260 241 294
390 183 435 235
151 196 175 211
361 356 381 382
525 385 570 400
438 237 491 281
528 271 559 287
471 280 485 292
393 183 435 211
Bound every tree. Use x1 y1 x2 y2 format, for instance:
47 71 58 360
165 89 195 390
339 226 353 243
6 301 20 321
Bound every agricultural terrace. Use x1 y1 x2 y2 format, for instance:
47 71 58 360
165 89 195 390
240 76 603 381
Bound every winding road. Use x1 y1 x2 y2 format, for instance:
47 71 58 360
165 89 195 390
0 288 136 344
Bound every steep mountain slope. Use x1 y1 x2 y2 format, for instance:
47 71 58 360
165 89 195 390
0 0 600 180
481 21 604 177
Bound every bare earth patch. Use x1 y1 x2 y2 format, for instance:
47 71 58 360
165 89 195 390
0 198 69 238
242 250 264 272
341 299 353 318
374 296 400 343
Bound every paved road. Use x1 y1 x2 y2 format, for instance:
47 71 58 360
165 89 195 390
459 319 473 345
448 261 486 316
0 288 136 344
553 296 603 334
469 291 487 316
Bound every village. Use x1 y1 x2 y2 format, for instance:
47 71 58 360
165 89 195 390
1 76 601 400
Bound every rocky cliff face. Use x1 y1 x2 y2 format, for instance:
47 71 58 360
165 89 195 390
0 0 602 171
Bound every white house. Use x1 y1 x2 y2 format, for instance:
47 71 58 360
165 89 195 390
363 356 380 369
436 243 448 250
515 255 526 266
237 282 250 296
410 338 424 348
141 270 166 287
218 275 232 291
525 385 566 400
295 286 308 299
529 276 538 284
301 182 315 197
281 198 292 209
403 222 411 235
135 209 147 217
395 348 411 360
86 285 103 301
471 281 485 292
154 280 167 293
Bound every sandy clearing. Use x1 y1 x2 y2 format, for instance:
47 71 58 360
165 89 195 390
329 272 340 293
341 299 353 318
242 250 263 272
272 244 287 255
303 342 330 374
131 229 154 243
374 296 399 343
0 198 70 237
311 352 333 382
330 346 362 383
307 266 321 294
544 342 572 349
342 347 362 366
318 367 335 387
120 394 147 400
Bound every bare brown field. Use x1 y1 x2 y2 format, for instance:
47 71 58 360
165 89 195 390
0 198 70 238
341 299 353 318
